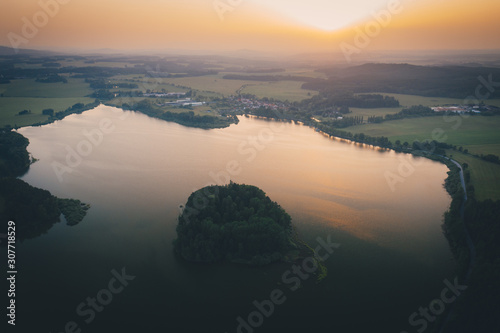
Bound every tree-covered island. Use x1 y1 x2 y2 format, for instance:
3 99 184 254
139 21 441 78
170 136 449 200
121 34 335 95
174 182 326 275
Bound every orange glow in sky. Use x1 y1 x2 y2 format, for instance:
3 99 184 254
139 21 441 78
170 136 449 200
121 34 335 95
0 0 499 53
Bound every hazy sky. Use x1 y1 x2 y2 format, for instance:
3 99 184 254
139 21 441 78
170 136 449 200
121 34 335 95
1 0 499 53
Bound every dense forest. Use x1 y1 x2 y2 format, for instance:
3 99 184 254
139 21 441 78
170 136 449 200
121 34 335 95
0 177 89 241
300 92 399 113
223 74 317 83
174 183 295 265
0 131 89 243
303 63 500 99
1 177 60 241
0 131 31 177
435 157 500 333
0 56 219 82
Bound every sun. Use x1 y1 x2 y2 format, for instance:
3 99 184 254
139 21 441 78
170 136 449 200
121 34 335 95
252 0 394 31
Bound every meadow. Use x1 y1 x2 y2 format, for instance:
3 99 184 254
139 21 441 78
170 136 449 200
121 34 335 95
239 80 318 102
362 92 500 108
156 72 318 101
282 68 327 79
0 97 95 127
2 55 499 201
348 106 402 118
346 115 500 156
1 78 92 98
345 115 500 201
0 78 95 127
445 150 500 201
159 74 261 96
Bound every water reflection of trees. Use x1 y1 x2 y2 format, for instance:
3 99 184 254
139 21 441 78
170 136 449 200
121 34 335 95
0 131 88 245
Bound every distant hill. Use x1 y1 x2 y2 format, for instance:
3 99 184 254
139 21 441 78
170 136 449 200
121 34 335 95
0 45 54 56
304 63 500 99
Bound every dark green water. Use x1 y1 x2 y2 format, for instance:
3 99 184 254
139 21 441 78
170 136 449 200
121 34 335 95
13 105 455 333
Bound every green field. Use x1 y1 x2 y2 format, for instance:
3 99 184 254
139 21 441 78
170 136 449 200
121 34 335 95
345 115 500 201
105 96 220 117
158 74 261 96
347 116 500 156
59 60 132 68
445 150 500 201
363 92 500 108
0 97 96 127
239 81 317 102
1 78 92 98
167 106 219 116
103 71 319 102
348 107 403 118
157 73 318 100
0 78 95 128
283 68 327 79
111 75 191 93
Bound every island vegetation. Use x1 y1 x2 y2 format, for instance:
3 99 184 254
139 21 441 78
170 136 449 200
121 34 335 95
174 182 320 268
1 49 499 330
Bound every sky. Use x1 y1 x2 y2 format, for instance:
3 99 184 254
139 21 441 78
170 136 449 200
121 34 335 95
0 0 499 54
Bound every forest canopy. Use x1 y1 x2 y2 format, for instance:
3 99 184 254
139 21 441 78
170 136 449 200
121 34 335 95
0 131 90 243
174 183 295 265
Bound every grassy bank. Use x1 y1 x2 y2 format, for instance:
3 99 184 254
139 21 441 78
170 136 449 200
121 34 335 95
347 116 500 157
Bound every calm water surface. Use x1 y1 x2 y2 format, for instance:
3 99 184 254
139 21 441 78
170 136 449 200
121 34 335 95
16 105 455 332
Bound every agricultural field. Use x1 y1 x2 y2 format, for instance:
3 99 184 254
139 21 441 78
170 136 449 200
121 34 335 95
348 106 402 118
282 68 327 79
346 115 500 156
0 97 95 128
239 80 317 102
345 115 500 201
362 92 500 108
0 78 92 98
166 106 218 116
58 60 132 68
0 78 95 128
157 73 318 101
445 150 500 201
13 60 132 69
159 74 262 96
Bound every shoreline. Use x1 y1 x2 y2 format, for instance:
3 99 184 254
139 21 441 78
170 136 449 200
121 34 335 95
9 106 472 277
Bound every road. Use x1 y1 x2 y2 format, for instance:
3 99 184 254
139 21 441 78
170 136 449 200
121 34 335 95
439 157 476 333
446 157 476 277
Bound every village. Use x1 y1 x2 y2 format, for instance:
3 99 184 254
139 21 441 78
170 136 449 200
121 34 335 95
226 96 290 113
430 104 491 114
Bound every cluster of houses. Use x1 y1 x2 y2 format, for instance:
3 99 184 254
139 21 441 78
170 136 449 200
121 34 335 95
431 105 485 114
228 97 289 112
162 98 204 107
143 92 187 98
143 91 205 107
